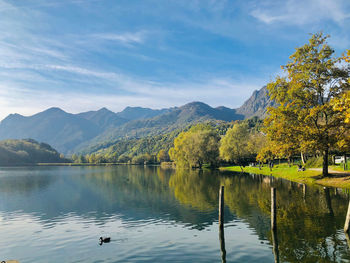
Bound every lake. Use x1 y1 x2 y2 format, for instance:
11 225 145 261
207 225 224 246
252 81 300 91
0 166 350 262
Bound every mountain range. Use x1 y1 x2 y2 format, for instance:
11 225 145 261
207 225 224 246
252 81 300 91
0 86 272 154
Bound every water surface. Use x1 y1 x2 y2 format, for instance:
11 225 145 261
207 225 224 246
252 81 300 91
0 166 349 262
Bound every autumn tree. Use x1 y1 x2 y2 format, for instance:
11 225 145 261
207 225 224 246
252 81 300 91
169 123 220 168
264 33 350 177
157 149 170 163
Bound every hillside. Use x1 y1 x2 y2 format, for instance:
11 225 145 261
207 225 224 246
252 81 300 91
115 106 172 121
0 139 68 165
74 102 244 154
77 107 128 129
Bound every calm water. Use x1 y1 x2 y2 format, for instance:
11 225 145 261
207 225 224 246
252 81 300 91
0 166 350 262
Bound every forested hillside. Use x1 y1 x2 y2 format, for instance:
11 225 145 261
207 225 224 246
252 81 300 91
0 139 69 165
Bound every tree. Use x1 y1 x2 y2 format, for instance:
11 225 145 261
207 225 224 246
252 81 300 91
71 153 78 163
157 149 170 163
219 122 251 170
264 33 350 177
169 123 220 168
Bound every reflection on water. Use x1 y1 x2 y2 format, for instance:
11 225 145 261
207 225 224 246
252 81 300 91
0 166 350 262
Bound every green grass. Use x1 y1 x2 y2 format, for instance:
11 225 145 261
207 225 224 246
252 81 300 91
330 163 350 172
220 164 350 189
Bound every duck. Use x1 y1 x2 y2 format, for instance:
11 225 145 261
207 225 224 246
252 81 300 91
99 236 111 243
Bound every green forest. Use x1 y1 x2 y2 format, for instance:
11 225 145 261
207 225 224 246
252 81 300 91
0 139 69 165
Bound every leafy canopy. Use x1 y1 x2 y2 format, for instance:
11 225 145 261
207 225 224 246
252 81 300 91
169 123 220 168
263 33 350 176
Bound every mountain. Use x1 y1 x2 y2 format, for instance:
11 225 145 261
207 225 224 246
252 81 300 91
236 86 274 119
0 107 101 153
75 101 244 153
0 138 68 165
115 106 172 121
0 87 272 154
77 107 128 129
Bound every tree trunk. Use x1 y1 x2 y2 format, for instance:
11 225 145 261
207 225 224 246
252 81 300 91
343 154 347 171
301 152 306 165
322 148 329 177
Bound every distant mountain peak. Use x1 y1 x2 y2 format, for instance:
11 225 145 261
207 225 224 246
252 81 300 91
45 107 65 113
236 86 274 119
183 101 209 107
98 107 113 113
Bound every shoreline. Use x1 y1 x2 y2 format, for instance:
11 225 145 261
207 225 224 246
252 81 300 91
0 163 161 167
220 165 350 189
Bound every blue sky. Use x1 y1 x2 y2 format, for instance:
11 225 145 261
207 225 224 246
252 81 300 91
0 0 349 120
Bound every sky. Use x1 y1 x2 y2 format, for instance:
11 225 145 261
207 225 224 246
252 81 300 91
0 0 349 120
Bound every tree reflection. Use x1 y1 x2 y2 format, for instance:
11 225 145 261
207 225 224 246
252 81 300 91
169 169 350 262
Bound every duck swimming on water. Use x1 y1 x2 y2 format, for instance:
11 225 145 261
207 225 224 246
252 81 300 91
99 236 111 245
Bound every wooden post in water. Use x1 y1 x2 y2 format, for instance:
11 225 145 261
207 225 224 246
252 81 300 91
271 187 279 263
271 187 276 230
219 223 226 263
218 186 226 263
344 200 350 233
219 186 224 230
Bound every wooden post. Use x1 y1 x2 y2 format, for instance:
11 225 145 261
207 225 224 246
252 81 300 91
218 186 226 263
344 154 347 171
219 186 224 230
271 187 276 230
344 200 350 233
219 223 226 263
271 187 279 262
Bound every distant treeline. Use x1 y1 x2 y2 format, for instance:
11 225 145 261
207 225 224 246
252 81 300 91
0 139 69 165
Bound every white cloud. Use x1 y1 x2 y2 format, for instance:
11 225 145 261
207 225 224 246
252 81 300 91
250 0 350 26
91 31 148 46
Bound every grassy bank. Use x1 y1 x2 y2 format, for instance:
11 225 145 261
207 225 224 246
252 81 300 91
220 164 350 189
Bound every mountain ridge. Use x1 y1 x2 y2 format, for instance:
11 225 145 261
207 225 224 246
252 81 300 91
0 87 271 154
